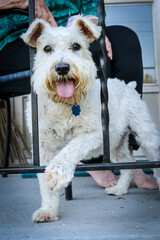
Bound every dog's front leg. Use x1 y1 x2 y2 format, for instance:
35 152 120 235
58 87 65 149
32 140 61 223
32 173 60 223
45 131 102 191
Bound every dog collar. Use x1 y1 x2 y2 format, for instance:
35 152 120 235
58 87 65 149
58 98 81 116
50 95 81 117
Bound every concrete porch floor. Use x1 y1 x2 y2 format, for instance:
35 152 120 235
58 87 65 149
0 174 160 240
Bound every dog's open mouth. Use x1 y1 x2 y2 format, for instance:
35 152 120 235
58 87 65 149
56 79 76 99
46 72 82 104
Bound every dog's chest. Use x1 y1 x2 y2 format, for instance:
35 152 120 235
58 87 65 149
37 86 101 157
39 100 88 142
51 120 76 141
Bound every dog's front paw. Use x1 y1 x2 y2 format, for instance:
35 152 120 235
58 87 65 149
32 208 58 223
105 185 128 196
45 164 74 191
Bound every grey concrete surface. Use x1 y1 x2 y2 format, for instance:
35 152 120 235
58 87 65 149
0 174 160 240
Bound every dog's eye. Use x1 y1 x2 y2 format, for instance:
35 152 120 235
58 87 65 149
72 43 81 51
44 46 52 53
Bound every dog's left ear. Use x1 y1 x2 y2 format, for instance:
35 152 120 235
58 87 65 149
74 16 102 43
21 19 49 48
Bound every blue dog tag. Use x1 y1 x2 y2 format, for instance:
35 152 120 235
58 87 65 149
71 104 81 116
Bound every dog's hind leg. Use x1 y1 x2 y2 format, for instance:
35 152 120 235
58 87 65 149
105 141 133 196
153 168 160 189
128 98 160 189
32 173 60 223
105 169 133 196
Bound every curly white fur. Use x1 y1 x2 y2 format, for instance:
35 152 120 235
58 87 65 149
22 17 160 223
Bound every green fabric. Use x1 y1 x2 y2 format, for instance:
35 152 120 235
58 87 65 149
0 0 97 51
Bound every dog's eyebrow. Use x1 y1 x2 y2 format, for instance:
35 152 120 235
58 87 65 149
37 33 54 43
37 32 88 51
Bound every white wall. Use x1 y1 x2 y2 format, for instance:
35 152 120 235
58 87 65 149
152 0 160 122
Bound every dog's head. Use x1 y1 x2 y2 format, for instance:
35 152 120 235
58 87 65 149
22 16 101 105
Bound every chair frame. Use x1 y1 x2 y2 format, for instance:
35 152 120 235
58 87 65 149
0 0 160 200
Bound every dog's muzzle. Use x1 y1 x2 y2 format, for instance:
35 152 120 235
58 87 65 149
54 62 76 99
46 62 83 104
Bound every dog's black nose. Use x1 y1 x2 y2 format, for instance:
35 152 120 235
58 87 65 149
55 62 70 76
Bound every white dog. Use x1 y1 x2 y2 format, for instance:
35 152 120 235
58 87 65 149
22 16 160 223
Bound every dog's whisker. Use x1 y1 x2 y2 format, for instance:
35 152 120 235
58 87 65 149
52 94 57 103
73 96 77 105
67 99 71 106
75 80 80 89
82 91 87 100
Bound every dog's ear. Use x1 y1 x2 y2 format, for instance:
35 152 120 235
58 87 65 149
21 19 49 48
73 16 102 43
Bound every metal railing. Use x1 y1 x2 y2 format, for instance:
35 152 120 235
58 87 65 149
0 0 160 197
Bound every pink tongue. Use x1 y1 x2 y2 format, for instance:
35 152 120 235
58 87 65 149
56 81 74 99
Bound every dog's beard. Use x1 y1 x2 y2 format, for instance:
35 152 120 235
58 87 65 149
46 64 87 105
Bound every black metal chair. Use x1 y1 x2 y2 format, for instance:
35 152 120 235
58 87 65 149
0 6 31 175
0 0 39 175
0 0 160 202
0 70 31 176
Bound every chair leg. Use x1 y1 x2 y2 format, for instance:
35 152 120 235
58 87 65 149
2 99 11 177
65 182 73 200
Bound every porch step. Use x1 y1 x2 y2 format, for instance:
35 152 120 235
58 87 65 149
0 175 160 240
